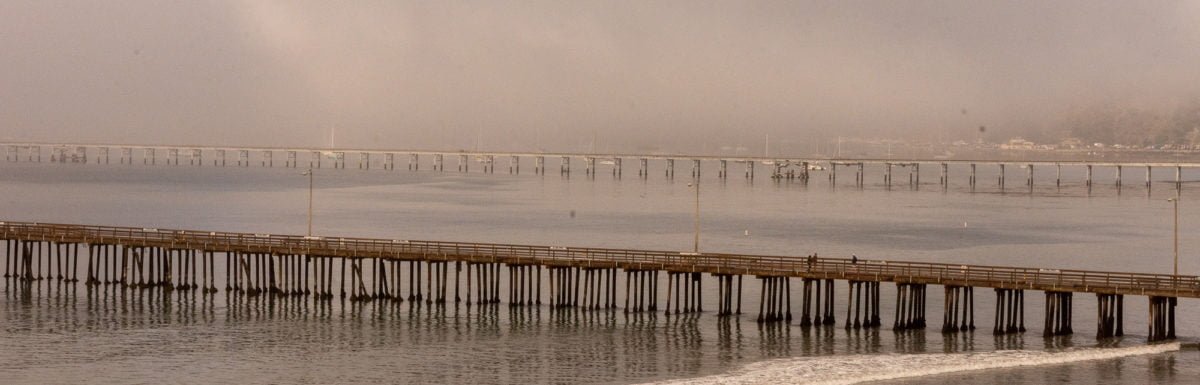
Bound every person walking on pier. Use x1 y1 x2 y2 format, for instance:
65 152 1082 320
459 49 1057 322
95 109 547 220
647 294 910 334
807 253 817 271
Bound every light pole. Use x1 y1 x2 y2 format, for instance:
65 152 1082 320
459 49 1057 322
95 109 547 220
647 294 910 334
302 168 314 236
1168 196 1179 276
688 180 699 253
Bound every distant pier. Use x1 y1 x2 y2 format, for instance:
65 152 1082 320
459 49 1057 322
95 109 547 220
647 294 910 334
3 221 1194 341
3 142 1198 190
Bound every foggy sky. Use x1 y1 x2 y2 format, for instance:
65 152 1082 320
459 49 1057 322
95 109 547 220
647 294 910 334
2 1 1198 153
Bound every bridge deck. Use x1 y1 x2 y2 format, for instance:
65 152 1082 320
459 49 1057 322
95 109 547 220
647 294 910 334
3 221 1196 298
5 141 1200 167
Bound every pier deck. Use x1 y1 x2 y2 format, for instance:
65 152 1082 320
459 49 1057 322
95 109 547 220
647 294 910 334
2 221 1191 339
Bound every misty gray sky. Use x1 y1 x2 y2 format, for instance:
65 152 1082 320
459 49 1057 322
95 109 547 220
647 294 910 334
2 1 1198 153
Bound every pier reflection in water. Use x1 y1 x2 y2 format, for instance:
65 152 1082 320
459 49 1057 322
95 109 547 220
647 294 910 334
2 280 1194 384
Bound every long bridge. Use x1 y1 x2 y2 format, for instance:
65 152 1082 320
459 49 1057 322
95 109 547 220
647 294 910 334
3 221 1193 341
4 141 1199 189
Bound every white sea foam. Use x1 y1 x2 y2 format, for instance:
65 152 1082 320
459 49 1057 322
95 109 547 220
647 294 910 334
651 343 1181 385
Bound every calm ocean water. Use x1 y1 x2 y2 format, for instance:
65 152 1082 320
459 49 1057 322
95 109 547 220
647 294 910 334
1 160 1199 384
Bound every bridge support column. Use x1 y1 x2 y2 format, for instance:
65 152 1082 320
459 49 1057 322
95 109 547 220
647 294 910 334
579 267 594 309
1056 164 1062 187
595 268 614 308
712 273 740 316
1148 296 1176 341
309 255 321 298
998 164 1005 189
1043 291 1073 336
358 153 369 170
1095 293 1123 338
666 272 701 314
1086 165 1094 187
439 261 451 303
692 159 701 179
534 156 544 175
585 157 594 177
510 155 519 174
756 276 790 323
894 283 927 330
458 154 469 173
1115 165 1122 187
9 240 22 279
509 264 531 306
434 154 443 171
633 270 658 312
1146 165 1152 188
942 286 975 332
993 289 1025 334
666 159 675 179
970 163 977 189
383 153 394 170
1175 166 1182 191
845 281 880 329
546 266 571 308
560 156 570 176
830 163 837 185
391 257 405 299
745 161 754 180
885 163 892 187
691 272 701 312
409 153 419 171
719 160 727 179
613 158 622 178
800 278 817 326
1027 164 1034 188
857 163 865 188
309 151 319 169
463 261 482 302
639 158 648 178
573 265 592 307
940 163 948 186
464 262 474 305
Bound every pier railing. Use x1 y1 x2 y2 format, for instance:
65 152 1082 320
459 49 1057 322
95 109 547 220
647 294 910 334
3 220 1198 298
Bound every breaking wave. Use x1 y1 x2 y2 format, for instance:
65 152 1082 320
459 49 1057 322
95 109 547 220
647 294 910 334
650 342 1180 385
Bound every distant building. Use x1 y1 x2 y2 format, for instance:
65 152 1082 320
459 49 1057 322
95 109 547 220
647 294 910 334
1059 138 1083 149
1000 137 1036 150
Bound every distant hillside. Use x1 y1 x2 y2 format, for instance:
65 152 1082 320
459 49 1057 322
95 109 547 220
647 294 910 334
1060 101 1200 147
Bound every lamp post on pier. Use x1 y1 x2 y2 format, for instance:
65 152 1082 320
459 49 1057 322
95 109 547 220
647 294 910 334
302 168 314 236
1168 196 1180 276
688 180 699 253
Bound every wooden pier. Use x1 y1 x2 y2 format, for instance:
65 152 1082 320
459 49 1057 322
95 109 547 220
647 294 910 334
2 221 1194 341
